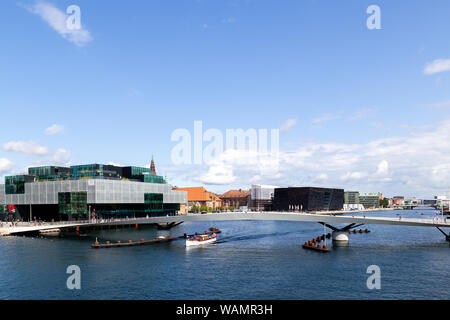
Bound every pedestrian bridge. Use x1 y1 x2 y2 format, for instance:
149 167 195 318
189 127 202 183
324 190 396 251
1 212 449 238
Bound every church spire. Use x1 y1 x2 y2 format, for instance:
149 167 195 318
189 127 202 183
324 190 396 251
150 155 156 176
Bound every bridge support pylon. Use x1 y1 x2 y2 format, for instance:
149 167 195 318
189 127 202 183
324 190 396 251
436 227 450 242
332 231 349 243
156 222 183 230
319 222 365 246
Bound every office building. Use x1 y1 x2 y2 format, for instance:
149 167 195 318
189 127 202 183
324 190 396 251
273 187 344 211
359 193 380 209
220 189 249 210
248 184 277 211
173 187 221 211
344 191 360 204
1 161 187 221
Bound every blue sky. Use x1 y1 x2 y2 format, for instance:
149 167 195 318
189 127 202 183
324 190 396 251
1 0 450 198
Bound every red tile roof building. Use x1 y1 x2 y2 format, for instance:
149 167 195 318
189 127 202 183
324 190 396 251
173 187 221 210
220 189 249 209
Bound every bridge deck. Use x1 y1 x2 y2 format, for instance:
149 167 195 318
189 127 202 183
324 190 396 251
1 212 449 236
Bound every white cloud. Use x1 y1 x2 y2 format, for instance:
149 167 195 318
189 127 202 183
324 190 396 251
340 171 367 181
3 141 50 156
376 160 389 175
183 118 450 197
316 173 328 181
23 1 92 47
0 158 14 174
107 162 122 167
196 162 236 185
52 148 71 164
424 59 450 75
193 148 281 186
45 124 64 135
279 118 297 133
312 113 341 125
18 158 74 176
2 141 72 169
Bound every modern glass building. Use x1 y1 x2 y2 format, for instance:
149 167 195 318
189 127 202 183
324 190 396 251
359 193 380 209
1 162 187 221
249 184 278 211
344 191 360 204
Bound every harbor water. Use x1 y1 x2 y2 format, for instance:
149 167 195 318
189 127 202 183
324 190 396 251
0 209 448 300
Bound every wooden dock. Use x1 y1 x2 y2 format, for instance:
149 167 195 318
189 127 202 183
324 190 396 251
91 228 221 249
302 244 331 253
302 233 332 253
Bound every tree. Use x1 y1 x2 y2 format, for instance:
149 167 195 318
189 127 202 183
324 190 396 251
379 198 389 208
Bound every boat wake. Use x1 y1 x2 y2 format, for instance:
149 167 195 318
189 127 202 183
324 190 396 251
217 231 294 243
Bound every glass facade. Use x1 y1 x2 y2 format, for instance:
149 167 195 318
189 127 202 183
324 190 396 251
344 191 360 204
163 203 180 213
1 163 186 220
29 166 70 181
5 175 35 195
93 193 179 216
323 190 332 208
145 193 164 212
3 179 186 205
123 166 167 184
130 166 150 176
6 164 166 185
359 193 380 209
29 166 52 176
143 175 166 184
70 164 121 180
58 192 88 215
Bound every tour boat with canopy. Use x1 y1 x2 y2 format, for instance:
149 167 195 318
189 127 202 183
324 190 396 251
186 233 217 246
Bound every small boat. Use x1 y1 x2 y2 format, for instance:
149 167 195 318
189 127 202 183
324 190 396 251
186 233 217 247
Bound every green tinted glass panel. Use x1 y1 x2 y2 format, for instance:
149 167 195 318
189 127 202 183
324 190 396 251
131 166 151 175
144 193 164 212
29 166 71 181
70 164 120 180
28 166 51 176
5 176 27 194
58 192 87 215
143 175 166 184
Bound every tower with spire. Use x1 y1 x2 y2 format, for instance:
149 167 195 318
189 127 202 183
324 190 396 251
150 155 156 176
